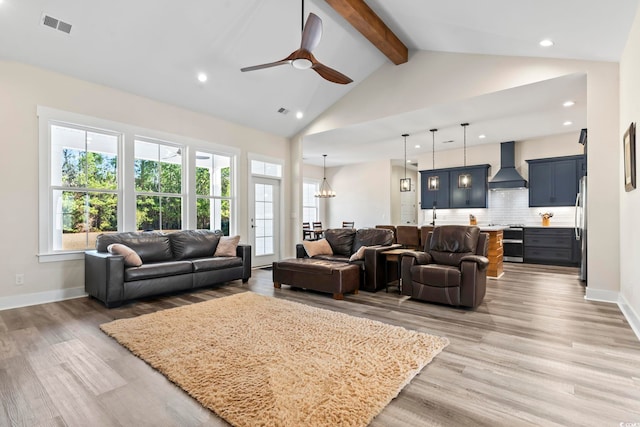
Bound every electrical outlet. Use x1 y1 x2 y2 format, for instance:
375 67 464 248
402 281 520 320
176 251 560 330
15 274 24 286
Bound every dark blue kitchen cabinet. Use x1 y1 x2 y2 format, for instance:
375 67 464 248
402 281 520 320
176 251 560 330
450 165 490 208
420 164 489 209
524 227 580 266
527 155 584 207
420 170 450 209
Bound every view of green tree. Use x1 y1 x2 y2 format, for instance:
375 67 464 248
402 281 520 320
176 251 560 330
61 147 229 235
61 149 118 233
196 166 230 234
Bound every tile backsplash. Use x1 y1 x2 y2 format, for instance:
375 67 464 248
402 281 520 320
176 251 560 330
421 188 576 227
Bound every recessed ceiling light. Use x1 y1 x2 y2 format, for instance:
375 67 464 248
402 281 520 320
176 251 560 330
414 144 421 148
406 159 412 163
479 134 486 139
296 111 303 119
563 121 573 126
563 100 575 107
197 73 207 83
539 39 554 47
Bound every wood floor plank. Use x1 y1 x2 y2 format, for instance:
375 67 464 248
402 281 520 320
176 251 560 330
0 263 638 426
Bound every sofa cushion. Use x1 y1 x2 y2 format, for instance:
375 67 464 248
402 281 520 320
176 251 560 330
124 261 193 282
302 239 333 257
169 230 220 260
192 257 243 272
96 232 173 263
107 243 143 267
214 235 241 257
325 228 356 256
352 228 393 253
412 264 461 288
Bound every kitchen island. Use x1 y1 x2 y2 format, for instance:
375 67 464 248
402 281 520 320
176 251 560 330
420 224 505 278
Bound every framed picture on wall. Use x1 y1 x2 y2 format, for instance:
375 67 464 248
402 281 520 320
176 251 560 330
624 122 636 192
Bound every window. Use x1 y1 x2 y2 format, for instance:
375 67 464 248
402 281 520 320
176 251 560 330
134 140 183 231
196 152 232 235
39 107 238 260
50 124 120 251
302 180 319 223
251 160 282 178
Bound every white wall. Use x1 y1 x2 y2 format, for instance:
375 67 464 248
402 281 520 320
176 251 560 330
619 4 640 335
323 160 392 229
298 50 619 298
0 61 289 305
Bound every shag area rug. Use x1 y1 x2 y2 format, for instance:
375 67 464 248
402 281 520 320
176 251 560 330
100 292 449 427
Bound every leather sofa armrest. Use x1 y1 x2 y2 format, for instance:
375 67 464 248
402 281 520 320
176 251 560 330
460 254 489 270
296 244 308 258
84 250 125 307
401 250 432 265
236 244 252 281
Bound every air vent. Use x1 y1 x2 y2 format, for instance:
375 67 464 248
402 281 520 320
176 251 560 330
277 107 289 115
41 13 72 34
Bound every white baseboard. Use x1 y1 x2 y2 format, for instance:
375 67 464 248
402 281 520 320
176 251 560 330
584 287 619 303
618 294 640 342
0 287 86 311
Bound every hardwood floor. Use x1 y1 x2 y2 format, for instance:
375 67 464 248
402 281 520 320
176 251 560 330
1 263 639 426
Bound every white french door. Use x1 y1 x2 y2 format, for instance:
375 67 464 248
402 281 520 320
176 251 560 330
250 176 280 266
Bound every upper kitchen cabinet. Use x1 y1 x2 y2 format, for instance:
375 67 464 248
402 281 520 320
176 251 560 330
420 164 490 209
420 170 450 209
450 165 490 208
527 155 585 207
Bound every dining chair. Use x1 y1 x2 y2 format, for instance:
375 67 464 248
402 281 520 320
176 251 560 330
342 221 355 228
312 221 324 239
302 222 314 240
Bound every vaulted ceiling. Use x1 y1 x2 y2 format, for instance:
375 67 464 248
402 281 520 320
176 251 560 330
1 0 638 165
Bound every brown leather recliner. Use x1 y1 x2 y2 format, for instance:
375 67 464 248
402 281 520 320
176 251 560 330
400 225 489 308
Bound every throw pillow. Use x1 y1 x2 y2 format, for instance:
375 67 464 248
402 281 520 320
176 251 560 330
302 238 333 257
214 235 241 257
348 245 368 262
107 243 143 267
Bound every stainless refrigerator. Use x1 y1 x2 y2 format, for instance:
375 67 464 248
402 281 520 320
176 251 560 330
575 176 587 282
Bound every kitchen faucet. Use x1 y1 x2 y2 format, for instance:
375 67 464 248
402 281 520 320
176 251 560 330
430 206 437 226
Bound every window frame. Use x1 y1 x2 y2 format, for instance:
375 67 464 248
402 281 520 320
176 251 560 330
302 179 320 224
38 106 239 262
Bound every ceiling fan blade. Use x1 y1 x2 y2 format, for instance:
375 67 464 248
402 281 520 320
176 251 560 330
300 13 322 52
311 62 353 84
241 59 292 72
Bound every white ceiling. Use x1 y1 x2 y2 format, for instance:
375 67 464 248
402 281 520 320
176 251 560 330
0 0 638 165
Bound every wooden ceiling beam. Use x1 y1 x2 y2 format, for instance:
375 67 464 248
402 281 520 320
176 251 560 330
325 0 408 65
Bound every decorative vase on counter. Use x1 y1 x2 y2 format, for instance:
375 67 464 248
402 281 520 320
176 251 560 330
539 212 553 227
469 214 477 225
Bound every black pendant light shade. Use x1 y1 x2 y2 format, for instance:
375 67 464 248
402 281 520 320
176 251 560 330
427 128 439 191
458 123 472 188
315 154 335 198
400 133 411 192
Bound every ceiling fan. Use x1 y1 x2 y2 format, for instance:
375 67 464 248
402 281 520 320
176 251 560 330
163 148 210 160
240 3 353 85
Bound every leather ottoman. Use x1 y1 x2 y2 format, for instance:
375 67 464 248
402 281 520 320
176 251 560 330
272 258 360 300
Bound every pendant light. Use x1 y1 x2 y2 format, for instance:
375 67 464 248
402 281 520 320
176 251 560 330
458 123 472 188
315 154 336 198
427 128 439 191
400 133 411 192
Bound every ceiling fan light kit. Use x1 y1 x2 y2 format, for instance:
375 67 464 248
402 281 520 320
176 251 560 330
400 133 411 192
240 0 353 85
315 154 336 198
458 123 472 189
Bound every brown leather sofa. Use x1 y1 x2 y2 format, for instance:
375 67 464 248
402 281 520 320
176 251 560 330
400 225 489 308
295 228 399 291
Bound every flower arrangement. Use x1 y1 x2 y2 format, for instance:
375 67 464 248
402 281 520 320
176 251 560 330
538 212 554 220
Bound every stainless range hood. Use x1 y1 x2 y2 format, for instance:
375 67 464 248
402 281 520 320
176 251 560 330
488 141 528 189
